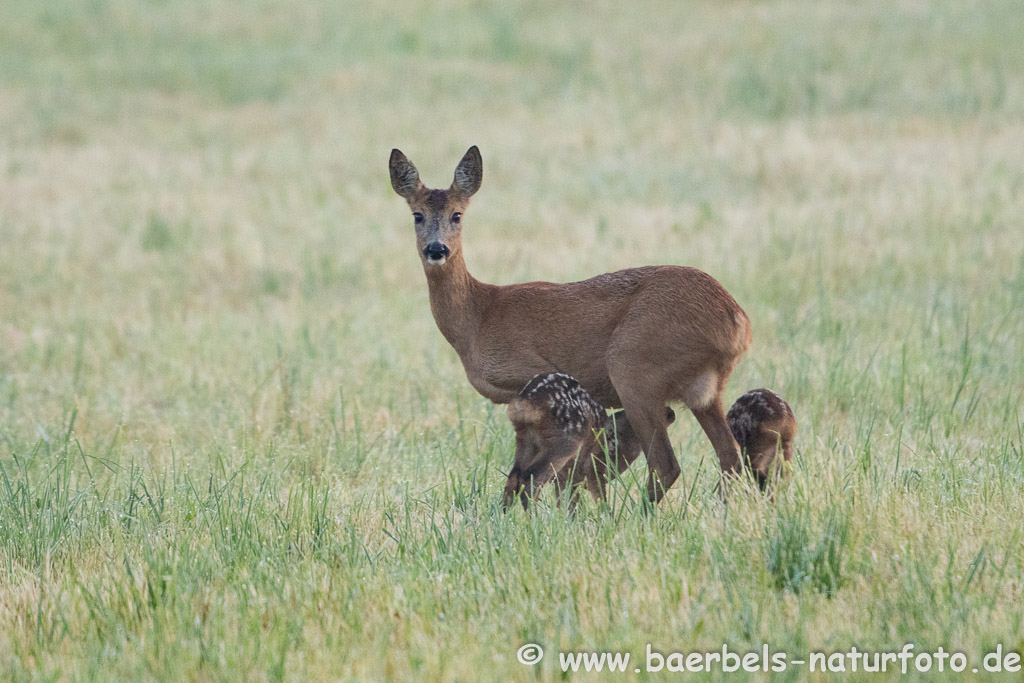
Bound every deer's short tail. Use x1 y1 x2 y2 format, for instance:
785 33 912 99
730 308 754 358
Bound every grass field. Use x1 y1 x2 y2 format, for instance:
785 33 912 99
2 0 1024 679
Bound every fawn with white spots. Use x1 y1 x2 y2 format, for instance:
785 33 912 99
503 373 675 509
504 375 796 507
726 388 797 490
390 147 752 502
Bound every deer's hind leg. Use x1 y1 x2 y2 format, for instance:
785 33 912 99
686 368 743 481
692 401 742 476
607 388 678 503
607 359 681 504
567 408 676 502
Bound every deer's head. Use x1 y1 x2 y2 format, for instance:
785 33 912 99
389 146 482 268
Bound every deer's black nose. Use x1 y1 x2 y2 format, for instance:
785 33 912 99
423 242 450 262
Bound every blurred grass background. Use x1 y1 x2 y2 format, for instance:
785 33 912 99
1 0 1023 679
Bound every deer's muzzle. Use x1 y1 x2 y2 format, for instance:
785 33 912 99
423 242 450 265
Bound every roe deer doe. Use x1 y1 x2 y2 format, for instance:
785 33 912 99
503 372 676 509
389 146 752 502
726 388 796 490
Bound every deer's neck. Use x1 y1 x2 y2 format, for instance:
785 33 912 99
424 253 491 358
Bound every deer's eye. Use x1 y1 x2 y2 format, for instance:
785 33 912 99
413 213 424 224
451 213 462 224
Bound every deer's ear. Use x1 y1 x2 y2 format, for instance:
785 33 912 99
390 149 423 200
452 145 482 198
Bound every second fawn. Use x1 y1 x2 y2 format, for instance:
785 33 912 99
503 373 675 509
726 388 797 490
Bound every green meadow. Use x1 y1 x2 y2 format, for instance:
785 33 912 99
1 0 1023 679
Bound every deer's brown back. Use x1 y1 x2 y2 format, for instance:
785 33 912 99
463 266 751 406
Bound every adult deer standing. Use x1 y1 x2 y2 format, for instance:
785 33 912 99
389 146 752 502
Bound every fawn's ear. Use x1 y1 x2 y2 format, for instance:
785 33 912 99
451 145 482 198
389 149 423 200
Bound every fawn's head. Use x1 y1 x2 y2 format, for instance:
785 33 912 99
389 146 482 268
